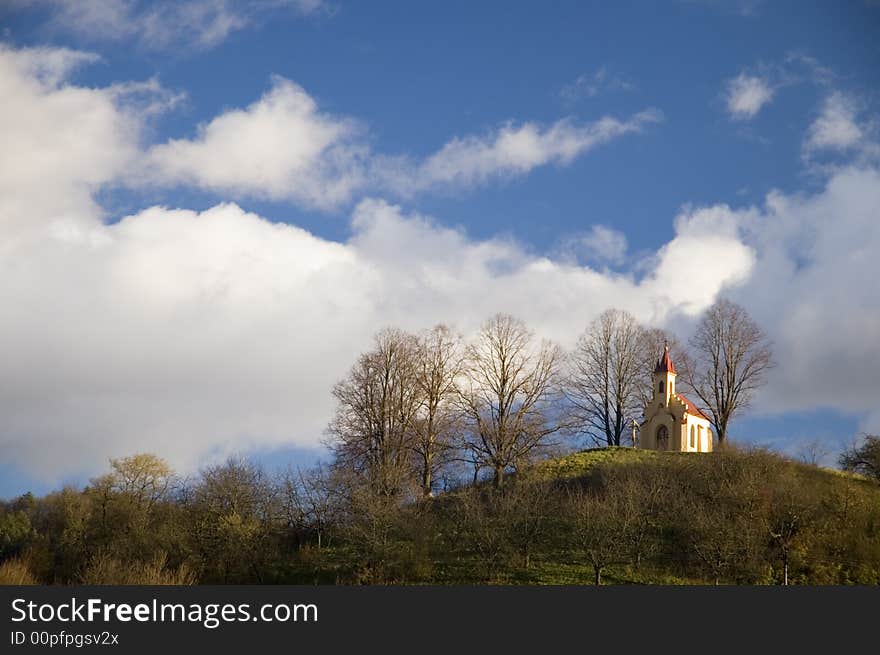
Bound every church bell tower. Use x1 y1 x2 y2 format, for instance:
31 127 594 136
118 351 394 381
654 343 676 407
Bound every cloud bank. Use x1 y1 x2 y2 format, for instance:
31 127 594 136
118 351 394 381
1 45 878 486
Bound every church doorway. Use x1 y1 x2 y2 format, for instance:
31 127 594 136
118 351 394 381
656 425 669 451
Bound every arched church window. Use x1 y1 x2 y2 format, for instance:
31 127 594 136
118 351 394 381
656 425 669 450
690 425 695 449
659 381 665 393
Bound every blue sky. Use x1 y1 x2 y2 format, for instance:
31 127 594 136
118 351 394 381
1 1 878 498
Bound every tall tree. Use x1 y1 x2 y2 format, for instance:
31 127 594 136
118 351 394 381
106 454 174 511
838 435 880 481
679 299 773 446
567 309 645 447
328 328 422 496
411 325 464 497
458 314 562 487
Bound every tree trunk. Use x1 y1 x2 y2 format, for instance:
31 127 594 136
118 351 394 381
716 423 727 447
494 466 505 488
782 551 789 586
422 467 432 498
594 565 601 586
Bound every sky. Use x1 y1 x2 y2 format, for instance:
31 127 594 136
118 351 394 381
0 0 878 498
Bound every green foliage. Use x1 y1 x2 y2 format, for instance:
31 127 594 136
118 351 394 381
4 446 880 585
0 510 34 559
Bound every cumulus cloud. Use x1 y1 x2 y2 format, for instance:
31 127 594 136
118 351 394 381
0 194 756 482
143 76 661 206
658 169 880 434
144 76 367 210
725 73 775 120
804 92 864 153
0 44 156 234
1 44 877 487
378 109 663 195
727 167 880 426
15 0 324 51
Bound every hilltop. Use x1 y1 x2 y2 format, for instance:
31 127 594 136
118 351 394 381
286 445 880 585
2 446 879 586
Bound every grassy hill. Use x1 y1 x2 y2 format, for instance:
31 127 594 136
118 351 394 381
507 446 880 584
3 446 879 585
273 445 880 586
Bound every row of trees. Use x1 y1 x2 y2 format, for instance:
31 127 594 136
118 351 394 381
3 444 879 585
329 299 774 494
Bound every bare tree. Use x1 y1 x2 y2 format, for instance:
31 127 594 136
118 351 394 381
449 489 512 582
458 314 562 487
328 328 422 497
762 469 817 586
566 487 621 585
411 325 464 497
280 463 340 549
188 457 278 583
838 435 880 481
566 309 646 447
504 476 553 570
106 454 174 511
796 439 829 467
604 465 668 568
679 299 773 446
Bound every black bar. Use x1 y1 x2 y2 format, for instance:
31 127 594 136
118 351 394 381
1 585 875 652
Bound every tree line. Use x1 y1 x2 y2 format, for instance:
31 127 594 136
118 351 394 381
5 297 877 586
2 443 879 585
328 298 773 496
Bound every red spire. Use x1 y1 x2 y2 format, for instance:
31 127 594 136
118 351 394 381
654 343 676 374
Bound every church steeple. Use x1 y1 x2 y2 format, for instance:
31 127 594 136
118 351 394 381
654 343 676 374
653 343 676 406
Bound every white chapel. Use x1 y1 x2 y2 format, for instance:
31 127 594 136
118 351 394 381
639 345 713 452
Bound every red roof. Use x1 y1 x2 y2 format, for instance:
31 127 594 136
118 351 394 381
677 393 710 422
654 344 676 374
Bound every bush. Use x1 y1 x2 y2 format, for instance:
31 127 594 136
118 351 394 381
0 558 38 585
78 552 196 585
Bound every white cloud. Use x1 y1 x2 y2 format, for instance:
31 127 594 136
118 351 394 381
725 73 775 120
144 76 367 210
378 109 663 195
143 76 661 206
727 167 880 421
1 44 878 487
559 225 629 266
0 44 100 86
16 0 324 51
659 168 880 432
804 92 863 153
0 194 756 482
560 66 633 104
0 45 152 234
